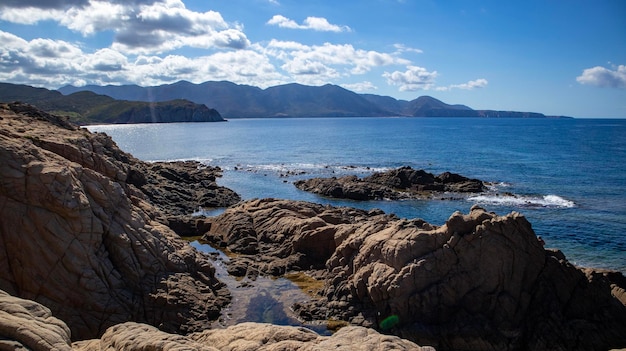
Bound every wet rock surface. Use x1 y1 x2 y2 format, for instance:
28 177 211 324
294 166 486 200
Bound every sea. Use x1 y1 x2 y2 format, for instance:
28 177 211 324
89 117 626 274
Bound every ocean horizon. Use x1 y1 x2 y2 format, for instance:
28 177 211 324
89 117 626 273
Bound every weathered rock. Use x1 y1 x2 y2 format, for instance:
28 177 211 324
190 322 432 351
0 289 72 351
204 198 395 276
294 166 485 200
72 321 431 351
0 103 233 339
1 292 430 351
206 198 626 351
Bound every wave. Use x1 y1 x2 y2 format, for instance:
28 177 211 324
468 194 576 208
227 163 391 176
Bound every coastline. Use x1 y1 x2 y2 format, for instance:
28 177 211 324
1 103 625 351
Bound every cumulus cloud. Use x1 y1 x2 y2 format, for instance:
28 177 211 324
0 29 283 88
383 66 438 91
267 15 351 32
576 65 626 89
258 40 410 86
0 0 249 54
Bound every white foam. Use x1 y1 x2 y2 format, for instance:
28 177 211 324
230 163 391 176
468 194 576 208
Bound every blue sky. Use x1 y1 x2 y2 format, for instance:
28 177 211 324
0 0 625 117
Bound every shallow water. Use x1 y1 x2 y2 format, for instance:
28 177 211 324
189 241 329 334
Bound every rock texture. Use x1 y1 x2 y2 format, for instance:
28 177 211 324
0 289 72 351
1 290 431 351
294 166 485 200
75 322 431 351
0 103 238 340
204 198 626 351
203 198 395 276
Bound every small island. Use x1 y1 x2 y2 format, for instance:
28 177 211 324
294 166 486 200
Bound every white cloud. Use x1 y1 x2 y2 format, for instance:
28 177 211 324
341 81 377 92
264 40 408 83
436 78 488 91
383 66 438 91
393 44 423 54
577 65 626 89
0 29 283 88
267 15 351 32
0 0 249 54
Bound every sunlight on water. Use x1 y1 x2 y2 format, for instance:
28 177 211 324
90 118 626 273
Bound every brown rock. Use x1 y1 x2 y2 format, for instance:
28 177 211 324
206 198 626 350
190 322 432 351
1 291 431 351
204 198 395 275
0 289 72 351
0 103 232 339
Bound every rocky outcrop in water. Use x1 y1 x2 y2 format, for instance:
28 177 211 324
294 166 486 200
0 103 237 339
204 198 626 351
1 289 431 351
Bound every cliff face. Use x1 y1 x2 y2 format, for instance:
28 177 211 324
0 103 236 339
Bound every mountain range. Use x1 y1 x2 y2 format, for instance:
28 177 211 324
59 80 567 119
0 80 569 124
0 83 224 124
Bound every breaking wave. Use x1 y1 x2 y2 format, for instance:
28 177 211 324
468 194 576 208
227 163 391 177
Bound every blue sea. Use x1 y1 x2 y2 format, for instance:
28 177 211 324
89 117 626 273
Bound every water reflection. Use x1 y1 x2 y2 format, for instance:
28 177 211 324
189 240 330 334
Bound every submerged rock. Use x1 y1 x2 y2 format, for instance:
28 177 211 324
206 198 626 351
0 103 235 339
294 166 486 200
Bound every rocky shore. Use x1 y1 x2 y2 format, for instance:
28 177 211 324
294 166 486 200
1 103 626 351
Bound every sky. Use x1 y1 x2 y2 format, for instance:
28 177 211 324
0 0 625 117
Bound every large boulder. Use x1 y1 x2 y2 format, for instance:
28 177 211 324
206 198 626 351
0 103 233 339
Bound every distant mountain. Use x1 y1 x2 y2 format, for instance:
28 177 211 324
0 83 224 124
60 80 568 119
61 81 390 118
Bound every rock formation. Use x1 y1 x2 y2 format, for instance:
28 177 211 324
0 102 238 339
204 198 626 351
1 102 623 350
1 289 432 351
294 166 486 200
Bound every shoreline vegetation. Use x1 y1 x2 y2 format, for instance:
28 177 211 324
1 102 625 350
